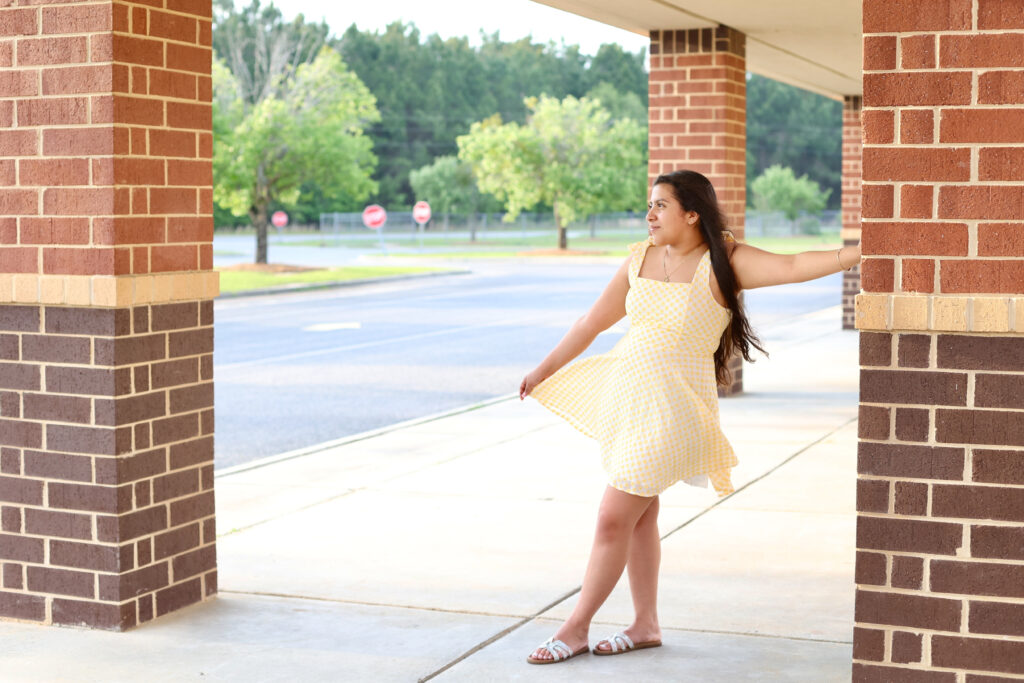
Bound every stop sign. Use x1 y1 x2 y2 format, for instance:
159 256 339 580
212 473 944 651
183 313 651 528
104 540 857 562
362 204 387 229
412 201 431 225
271 210 288 228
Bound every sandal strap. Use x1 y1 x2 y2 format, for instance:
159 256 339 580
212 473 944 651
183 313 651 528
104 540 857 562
607 632 634 652
541 638 573 660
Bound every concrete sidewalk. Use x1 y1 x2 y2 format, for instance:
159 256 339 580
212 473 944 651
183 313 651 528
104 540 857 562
0 306 858 682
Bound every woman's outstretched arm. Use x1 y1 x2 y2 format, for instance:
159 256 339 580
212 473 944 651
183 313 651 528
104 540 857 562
728 242 862 290
520 256 631 399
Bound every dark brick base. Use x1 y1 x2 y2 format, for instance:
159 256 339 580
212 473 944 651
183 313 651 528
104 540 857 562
855 331 1024 674
0 303 216 630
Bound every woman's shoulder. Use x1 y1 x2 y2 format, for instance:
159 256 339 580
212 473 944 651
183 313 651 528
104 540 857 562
627 239 651 256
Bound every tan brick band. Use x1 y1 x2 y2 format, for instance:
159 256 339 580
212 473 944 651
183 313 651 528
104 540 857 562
855 293 1024 334
0 272 219 308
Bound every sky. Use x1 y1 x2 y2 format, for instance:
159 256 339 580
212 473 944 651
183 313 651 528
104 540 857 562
271 0 651 55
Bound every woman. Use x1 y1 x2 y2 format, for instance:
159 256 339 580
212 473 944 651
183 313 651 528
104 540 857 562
519 169 861 664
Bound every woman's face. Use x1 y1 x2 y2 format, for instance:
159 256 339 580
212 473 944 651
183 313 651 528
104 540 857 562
646 183 699 246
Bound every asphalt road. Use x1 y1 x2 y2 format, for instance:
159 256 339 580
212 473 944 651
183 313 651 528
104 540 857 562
213 261 843 469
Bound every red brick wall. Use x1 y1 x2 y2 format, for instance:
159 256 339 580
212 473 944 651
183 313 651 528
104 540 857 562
842 95 862 330
649 26 747 393
0 0 214 281
0 0 216 629
855 1 1024 678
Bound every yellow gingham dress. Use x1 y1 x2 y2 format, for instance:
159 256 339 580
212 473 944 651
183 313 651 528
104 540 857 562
530 239 737 497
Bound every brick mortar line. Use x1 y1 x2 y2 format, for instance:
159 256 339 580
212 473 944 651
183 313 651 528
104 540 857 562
857 435 1022 449
864 67 1024 73
860 550 1024 565
861 181 1024 185
863 30 1024 37
864 109 1024 112
857 398 1024 405
857 475 1024 491
106 29 212 45
11 34 211 52
0 337 211 349
1 563 217 601
857 510 1024 525
852 658 1024 678
851 617 1024 642
856 511 1024 528
2 486 215 514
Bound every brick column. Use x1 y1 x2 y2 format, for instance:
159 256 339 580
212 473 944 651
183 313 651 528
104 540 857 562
0 1 218 630
648 26 747 394
854 0 1024 679
842 95 862 330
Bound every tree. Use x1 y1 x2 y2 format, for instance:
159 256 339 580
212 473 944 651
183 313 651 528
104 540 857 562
750 164 832 232
584 43 648 104
212 0 329 109
746 74 842 209
408 156 487 230
584 81 646 124
213 48 379 263
457 95 646 250
334 22 649 209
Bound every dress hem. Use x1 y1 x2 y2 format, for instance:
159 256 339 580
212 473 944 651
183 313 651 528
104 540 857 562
607 467 735 498
531 393 737 498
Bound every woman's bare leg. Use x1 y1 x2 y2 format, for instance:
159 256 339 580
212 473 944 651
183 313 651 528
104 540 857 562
529 486 655 661
594 496 662 651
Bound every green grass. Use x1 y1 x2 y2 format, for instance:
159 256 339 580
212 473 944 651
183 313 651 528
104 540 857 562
746 233 841 254
217 265 448 294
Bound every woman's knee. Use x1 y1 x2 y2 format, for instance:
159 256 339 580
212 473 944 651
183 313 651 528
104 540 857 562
634 497 660 530
594 507 632 542
594 492 655 543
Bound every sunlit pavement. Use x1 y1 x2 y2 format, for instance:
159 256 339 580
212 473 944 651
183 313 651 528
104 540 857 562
0 306 856 683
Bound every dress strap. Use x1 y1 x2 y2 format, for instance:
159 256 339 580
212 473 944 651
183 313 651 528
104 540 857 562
627 240 650 286
695 248 731 315
693 248 718 297
695 248 712 288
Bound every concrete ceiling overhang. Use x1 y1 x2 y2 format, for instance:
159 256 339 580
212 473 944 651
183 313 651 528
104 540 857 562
531 0 863 101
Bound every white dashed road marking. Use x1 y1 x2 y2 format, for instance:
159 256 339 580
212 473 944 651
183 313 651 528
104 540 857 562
303 322 362 332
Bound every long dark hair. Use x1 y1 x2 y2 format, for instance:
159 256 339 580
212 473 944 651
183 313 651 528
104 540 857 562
654 170 766 385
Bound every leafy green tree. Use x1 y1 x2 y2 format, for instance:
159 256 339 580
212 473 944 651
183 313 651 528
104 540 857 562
458 95 646 250
746 74 842 209
585 43 648 104
212 0 333 229
409 156 486 230
213 49 379 262
750 164 832 231
584 81 646 124
334 22 648 209
334 22 433 207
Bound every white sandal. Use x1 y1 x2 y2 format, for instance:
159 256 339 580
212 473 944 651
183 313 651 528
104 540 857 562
593 631 662 656
526 637 589 665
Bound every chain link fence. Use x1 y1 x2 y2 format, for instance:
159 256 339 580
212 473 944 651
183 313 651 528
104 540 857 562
312 208 840 245
216 208 841 250
314 211 650 248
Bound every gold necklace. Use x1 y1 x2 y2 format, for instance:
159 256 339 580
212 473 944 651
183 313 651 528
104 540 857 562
662 247 696 282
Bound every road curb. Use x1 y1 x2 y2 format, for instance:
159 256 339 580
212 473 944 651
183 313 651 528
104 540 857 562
215 268 472 299
215 393 518 478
